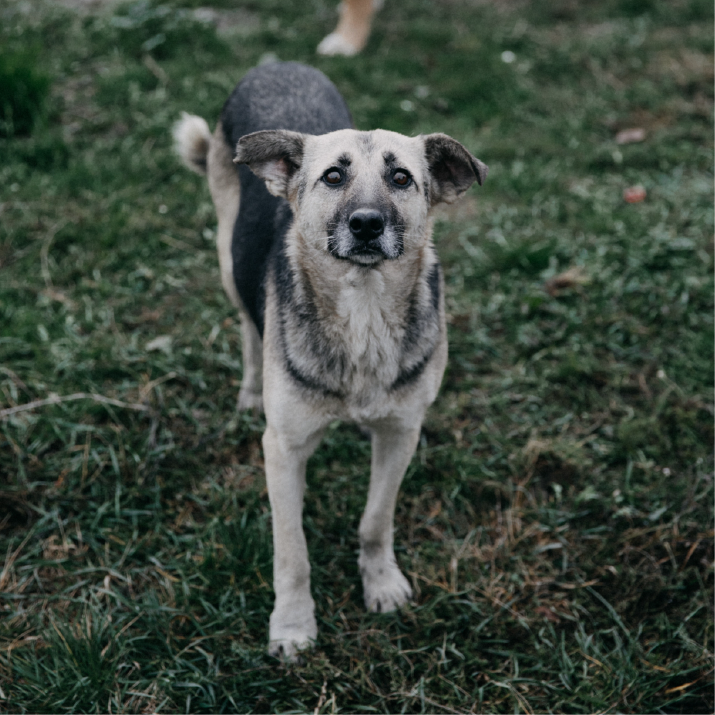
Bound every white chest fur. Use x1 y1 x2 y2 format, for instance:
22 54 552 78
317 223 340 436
333 267 404 391
277 244 440 420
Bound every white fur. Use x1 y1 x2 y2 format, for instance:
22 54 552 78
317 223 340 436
179 114 485 662
173 112 211 175
316 32 360 56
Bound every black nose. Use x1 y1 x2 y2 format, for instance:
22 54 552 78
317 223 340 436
349 209 384 241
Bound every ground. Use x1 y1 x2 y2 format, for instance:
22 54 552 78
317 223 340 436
0 0 713 712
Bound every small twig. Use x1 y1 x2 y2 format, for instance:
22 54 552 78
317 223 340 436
0 392 149 420
143 54 168 85
398 692 465 715
40 221 66 289
0 367 28 392
139 371 177 401
0 531 35 590
160 234 194 252
313 679 328 715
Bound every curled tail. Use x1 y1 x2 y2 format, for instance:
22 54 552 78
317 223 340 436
173 112 212 175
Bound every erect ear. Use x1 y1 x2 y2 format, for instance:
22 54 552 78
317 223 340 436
423 133 488 206
233 130 307 199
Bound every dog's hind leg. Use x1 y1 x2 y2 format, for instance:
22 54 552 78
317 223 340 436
235 314 263 412
207 124 263 412
358 421 419 612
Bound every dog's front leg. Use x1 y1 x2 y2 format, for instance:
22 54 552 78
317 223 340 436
358 422 421 613
263 423 324 660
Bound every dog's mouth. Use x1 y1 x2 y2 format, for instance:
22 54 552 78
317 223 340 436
346 241 388 264
328 228 404 265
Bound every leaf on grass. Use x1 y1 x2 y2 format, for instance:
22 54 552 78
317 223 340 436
616 127 646 144
544 266 589 297
664 679 700 694
623 185 647 203
534 606 560 623
145 335 172 353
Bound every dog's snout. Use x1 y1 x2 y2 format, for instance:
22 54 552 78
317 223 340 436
349 209 385 241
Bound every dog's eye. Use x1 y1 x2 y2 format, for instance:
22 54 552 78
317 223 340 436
323 169 344 186
392 170 411 187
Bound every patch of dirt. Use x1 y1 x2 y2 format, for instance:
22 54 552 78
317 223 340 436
50 0 262 36
52 0 124 13
191 7 261 37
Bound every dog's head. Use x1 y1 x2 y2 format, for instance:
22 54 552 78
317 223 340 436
234 128 487 266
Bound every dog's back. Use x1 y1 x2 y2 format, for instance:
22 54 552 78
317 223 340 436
221 61 353 142
222 63 353 332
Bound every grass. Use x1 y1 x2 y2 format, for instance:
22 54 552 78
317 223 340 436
0 0 712 711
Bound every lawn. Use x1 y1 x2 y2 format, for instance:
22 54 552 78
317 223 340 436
0 0 712 712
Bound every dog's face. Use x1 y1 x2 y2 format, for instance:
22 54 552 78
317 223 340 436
234 128 487 266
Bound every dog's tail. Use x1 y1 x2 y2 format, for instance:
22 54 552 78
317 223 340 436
173 112 211 175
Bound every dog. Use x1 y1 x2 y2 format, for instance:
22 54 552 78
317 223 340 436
174 61 487 660
317 0 383 56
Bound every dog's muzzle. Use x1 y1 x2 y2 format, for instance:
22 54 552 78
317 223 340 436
338 207 401 264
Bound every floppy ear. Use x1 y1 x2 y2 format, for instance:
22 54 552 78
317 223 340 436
423 133 488 206
233 129 307 199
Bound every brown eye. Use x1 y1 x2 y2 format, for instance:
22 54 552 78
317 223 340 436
323 169 343 185
392 170 411 187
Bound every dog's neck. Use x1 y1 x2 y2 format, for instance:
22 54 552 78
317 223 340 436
296 239 424 311
275 228 442 408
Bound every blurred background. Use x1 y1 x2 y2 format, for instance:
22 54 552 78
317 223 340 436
0 0 713 712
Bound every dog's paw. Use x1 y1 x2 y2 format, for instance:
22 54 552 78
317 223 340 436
237 388 263 413
267 635 313 663
316 32 360 56
268 606 317 662
361 562 413 613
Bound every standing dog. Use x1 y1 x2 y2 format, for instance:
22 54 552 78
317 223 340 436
175 61 487 660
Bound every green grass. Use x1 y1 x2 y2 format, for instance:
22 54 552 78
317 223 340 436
0 0 712 712
0 47 51 137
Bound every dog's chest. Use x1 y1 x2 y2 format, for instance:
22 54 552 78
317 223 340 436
276 251 441 417
334 276 402 378
280 268 407 405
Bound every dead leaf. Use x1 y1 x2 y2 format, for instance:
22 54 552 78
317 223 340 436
544 266 590 297
145 335 172 353
535 606 561 623
616 127 646 144
623 185 647 203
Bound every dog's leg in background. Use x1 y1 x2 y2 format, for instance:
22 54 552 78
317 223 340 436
317 0 382 56
358 421 420 612
263 422 327 659
206 125 263 412
234 312 263 411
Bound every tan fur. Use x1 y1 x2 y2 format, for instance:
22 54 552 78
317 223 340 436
317 0 380 56
179 114 485 661
207 123 240 309
175 115 264 410
172 112 211 174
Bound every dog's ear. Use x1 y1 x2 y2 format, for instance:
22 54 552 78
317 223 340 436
234 130 307 199
423 133 488 205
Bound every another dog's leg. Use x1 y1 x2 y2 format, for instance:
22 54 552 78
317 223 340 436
207 125 263 411
263 423 325 659
316 0 379 56
358 422 420 613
